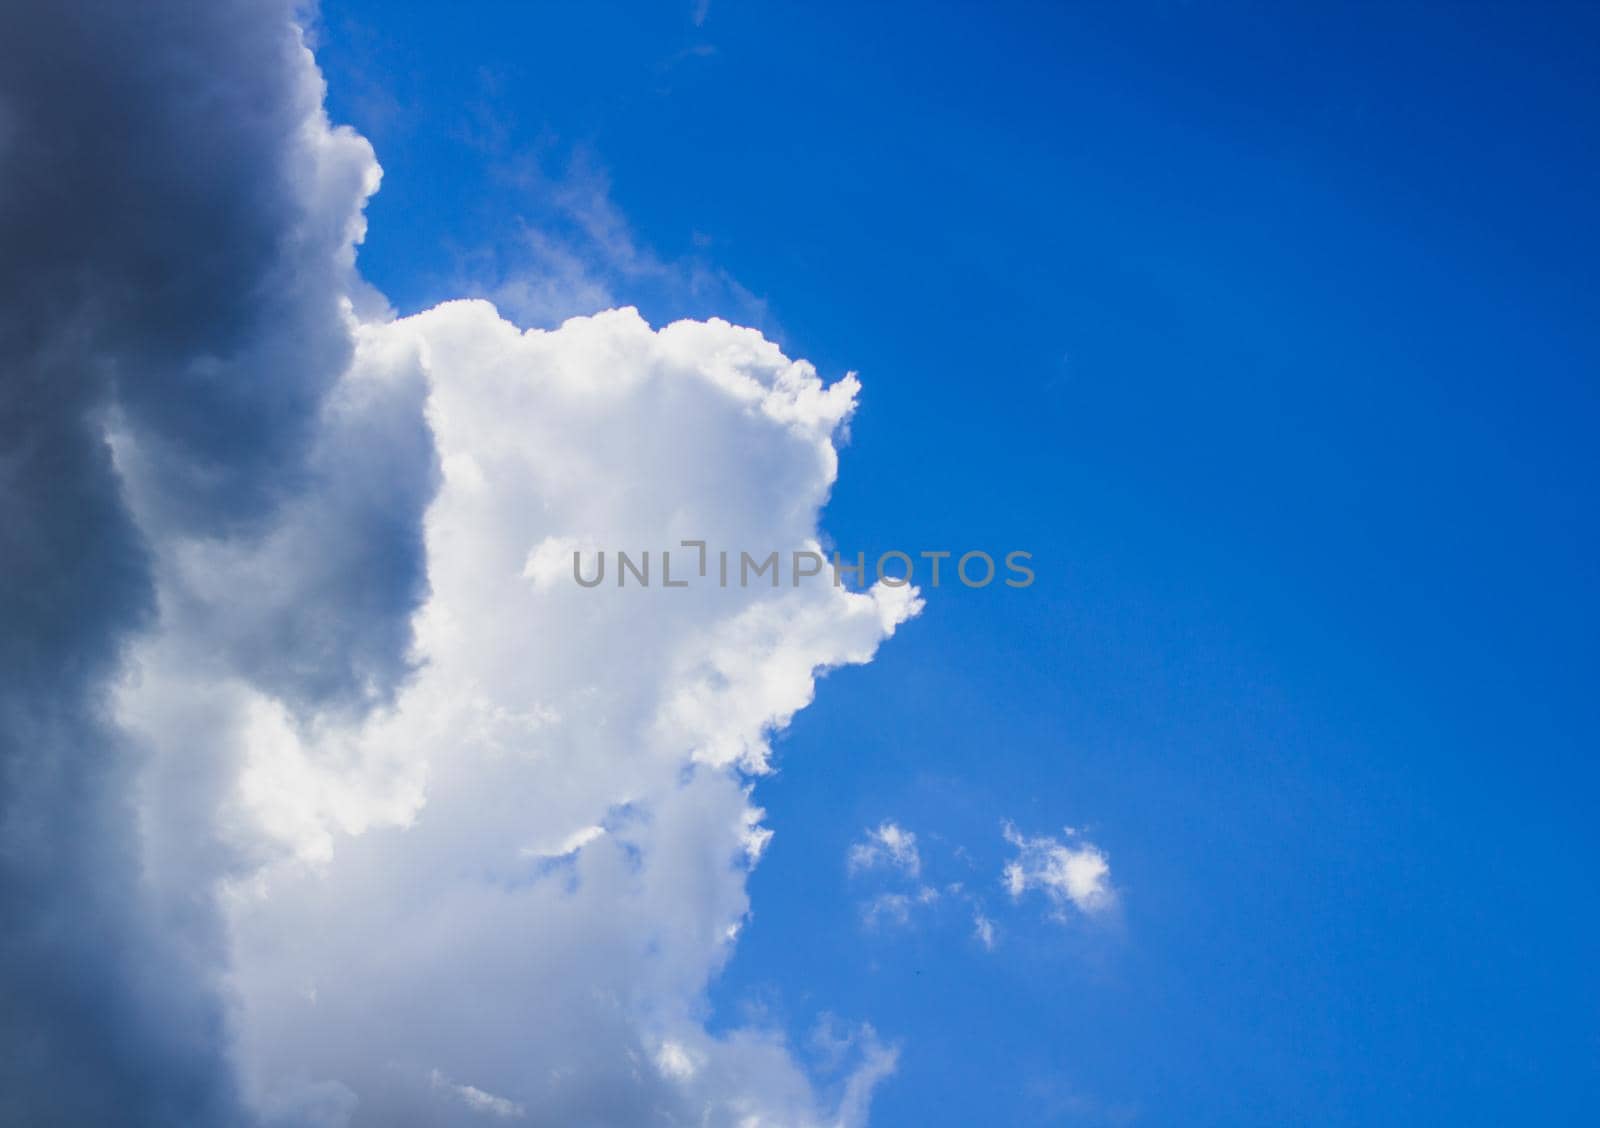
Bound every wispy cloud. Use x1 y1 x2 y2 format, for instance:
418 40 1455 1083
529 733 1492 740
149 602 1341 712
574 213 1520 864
431 1070 527 1120
849 821 923 878
973 911 998 951
444 143 772 333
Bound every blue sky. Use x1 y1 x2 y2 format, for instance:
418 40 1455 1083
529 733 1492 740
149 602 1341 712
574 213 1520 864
310 1 1600 1124
3 2 1594 1125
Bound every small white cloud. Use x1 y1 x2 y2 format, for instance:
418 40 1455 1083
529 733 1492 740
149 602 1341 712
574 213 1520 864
654 1040 701 1082
521 824 606 859
430 1070 526 1119
1001 822 1116 917
848 821 921 878
740 802 774 864
973 911 997 951
862 892 914 928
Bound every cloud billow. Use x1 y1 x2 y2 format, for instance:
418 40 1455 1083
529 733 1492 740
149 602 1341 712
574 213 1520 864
181 302 916 1126
2 2 913 1125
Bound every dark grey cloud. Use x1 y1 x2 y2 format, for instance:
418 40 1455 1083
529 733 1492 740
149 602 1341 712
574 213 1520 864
0 1 433 1123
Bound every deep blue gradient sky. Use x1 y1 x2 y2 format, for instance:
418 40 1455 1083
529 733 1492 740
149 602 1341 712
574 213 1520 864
319 3 1599 1123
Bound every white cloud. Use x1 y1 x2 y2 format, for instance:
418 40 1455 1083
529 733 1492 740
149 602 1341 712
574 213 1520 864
522 823 606 859
973 912 997 951
520 534 600 591
117 295 918 1126
806 1018 899 1128
848 822 921 878
848 824 1025 948
849 823 936 932
833 1033 899 1128
430 1071 526 1120
1001 823 1116 918
4 7 921 1122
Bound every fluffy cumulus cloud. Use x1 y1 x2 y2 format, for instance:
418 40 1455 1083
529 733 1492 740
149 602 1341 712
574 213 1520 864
1001 823 1116 918
187 303 916 1127
0 2 917 1125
